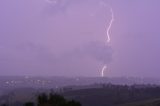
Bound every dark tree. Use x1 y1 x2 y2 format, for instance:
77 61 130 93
24 102 35 106
67 100 81 106
37 93 48 106
37 93 81 106
48 93 66 105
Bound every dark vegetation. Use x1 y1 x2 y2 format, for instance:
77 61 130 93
1 84 160 106
1 93 81 106
36 93 81 106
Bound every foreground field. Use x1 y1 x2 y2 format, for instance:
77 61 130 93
1 84 160 106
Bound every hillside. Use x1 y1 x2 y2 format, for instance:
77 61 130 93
118 98 160 106
1 84 160 106
62 85 160 106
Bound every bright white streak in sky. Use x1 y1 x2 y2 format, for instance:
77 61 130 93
101 65 107 77
106 8 114 44
101 5 114 77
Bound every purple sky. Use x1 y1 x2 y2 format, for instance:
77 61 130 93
0 0 160 77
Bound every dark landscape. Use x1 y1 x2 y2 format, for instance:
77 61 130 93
0 76 160 106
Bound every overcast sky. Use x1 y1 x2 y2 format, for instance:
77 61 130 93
0 0 160 77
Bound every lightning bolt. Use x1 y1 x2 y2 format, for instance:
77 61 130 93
106 8 114 44
101 65 107 77
101 6 114 77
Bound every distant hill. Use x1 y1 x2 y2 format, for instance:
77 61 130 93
1 76 160 91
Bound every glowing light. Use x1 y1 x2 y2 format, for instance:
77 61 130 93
101 65 107 77
106 8 114 44
101 5 114 77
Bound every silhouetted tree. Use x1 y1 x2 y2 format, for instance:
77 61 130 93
37 93 81 106
24 102 35 106
67 100 81 106
48 93 66 105
37 93 48 106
